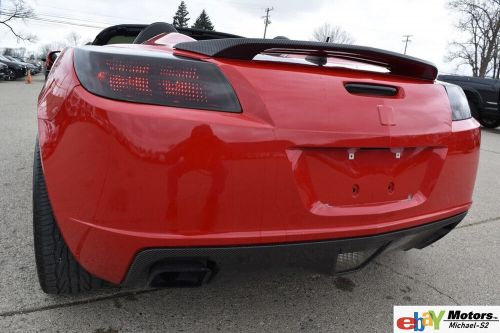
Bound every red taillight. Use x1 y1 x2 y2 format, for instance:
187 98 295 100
74 46 241 113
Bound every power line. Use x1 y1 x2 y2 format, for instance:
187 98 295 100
262 7 273 39
402 34 412 55
1 2 266 33
29 16 106 29
1 8 109 28
34 4 144 23
34 10 118 25
2 14 106 29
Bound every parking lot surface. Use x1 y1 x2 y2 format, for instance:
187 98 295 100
0 76 499 332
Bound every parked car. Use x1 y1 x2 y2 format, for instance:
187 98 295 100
4 56 39 75
31 61 43 73
42 51 60 80
0 54 27 80
19 58 41 74
0 62 8 80
439 74 500 128
34 23 480 294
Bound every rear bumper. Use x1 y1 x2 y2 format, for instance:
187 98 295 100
38 86 480 284
123 212 466 287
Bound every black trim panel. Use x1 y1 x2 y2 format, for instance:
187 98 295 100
345 83 398 96
122 212 466 287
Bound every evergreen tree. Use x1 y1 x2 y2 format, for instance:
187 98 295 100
192 10 214 31
173 1 190 28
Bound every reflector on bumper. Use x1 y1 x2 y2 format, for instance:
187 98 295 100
334 248 381 274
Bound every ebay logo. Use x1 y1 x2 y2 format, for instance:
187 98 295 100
396 311 445 331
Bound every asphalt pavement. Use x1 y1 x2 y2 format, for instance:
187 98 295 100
0 75 498 332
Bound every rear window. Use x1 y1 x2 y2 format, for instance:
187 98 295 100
107 35 137 44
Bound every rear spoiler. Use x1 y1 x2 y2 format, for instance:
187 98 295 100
175 38 438 81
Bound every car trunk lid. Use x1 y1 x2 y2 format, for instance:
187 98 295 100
175 39 451 216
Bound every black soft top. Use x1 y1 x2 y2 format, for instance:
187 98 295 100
92 24 242 46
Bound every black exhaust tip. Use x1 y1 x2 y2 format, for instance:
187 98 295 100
148 260 218 288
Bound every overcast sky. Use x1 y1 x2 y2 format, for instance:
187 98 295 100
0 0 468 74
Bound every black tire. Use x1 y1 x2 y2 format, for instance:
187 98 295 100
33 139 105 294
5 69 16 81
469 101 500 129
468 99 479 119
478 115 500 129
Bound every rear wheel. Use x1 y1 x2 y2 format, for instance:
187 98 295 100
33 139 105 294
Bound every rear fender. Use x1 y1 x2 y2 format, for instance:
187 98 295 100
38 48 79 120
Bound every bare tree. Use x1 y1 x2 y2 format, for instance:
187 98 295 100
37 41 68 59
65 31 82 46
0 0 37 42
447 0 500 78
312 23 355 44
37 44 53 59
493 35 500 78
2 47 26 58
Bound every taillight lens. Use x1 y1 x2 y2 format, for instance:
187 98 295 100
443 84 471 121
73 46 241 113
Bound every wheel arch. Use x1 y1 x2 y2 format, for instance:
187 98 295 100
462 88 483 108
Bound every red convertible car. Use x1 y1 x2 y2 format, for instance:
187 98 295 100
34 23 480 294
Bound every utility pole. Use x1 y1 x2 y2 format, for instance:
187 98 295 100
402 34 412 55
262 7 273 39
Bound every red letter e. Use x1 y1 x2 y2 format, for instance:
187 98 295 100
397 317 415 330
